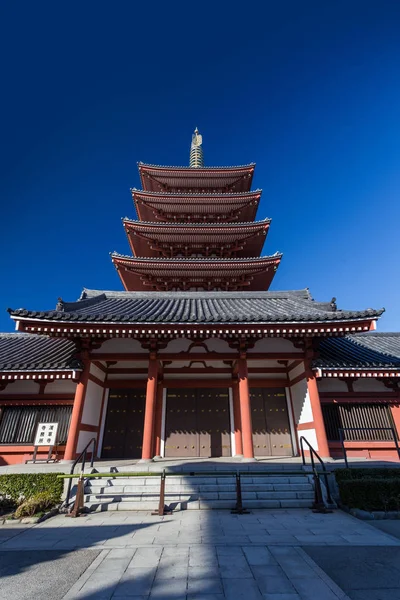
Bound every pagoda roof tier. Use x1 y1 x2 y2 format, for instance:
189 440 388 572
132 189 261 223
138 163 255 193
9 289 383 331
122 219 270 258
111 254 282 292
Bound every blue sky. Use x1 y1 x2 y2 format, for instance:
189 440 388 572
1 1 399 332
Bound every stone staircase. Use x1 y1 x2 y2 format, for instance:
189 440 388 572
82 469 315 512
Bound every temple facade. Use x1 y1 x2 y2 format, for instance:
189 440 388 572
1 130 399 465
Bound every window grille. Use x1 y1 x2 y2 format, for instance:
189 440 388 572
322 403 397 441
0 405 72 444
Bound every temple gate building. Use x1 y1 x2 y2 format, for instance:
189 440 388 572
0 130 399 465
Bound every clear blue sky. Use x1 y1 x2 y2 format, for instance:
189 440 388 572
1 1 399 332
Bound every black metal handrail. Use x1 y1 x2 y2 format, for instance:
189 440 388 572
339 427 400 468
63 437 96 509
299 436 333 505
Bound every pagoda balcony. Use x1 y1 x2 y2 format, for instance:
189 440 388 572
138 163 255 193
123 219 271 259
131 190 261 223
111 253 282 292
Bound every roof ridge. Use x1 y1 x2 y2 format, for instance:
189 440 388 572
110 253 282 262
138 162 256 170
131 189 262 197
122 218 271 227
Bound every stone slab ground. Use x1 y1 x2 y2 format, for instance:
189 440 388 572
0 509 399 599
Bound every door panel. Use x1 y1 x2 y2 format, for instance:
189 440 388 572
165 388 231 458
165 390 198 457
101 389 145 459
264 388 292 456
251 389 271 456
123 389 146 458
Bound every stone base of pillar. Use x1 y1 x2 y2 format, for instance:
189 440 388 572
241 457 257 462
234 454 244 458
137 458 153 464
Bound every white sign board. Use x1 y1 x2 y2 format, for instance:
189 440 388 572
34 423 59 447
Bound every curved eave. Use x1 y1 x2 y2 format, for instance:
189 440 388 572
10 318 381 342
123 219 270 258
314 367 400 378
139 164 255 193
0 369 80 380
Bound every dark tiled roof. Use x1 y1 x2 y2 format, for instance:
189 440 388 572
314 333 400 370
9 289 384 325
0 333 81 372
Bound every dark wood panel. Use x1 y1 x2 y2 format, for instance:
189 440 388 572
165 388 231 458
263 388 292 456
251 387 292 457
101 389 145 459
165 390 198 457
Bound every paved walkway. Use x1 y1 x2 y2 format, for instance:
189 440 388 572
1 509 399 599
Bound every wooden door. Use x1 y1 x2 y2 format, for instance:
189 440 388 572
164 387 231 457
264 388 292 456
101 391 128 459
101 389 145 459
197 389 231 457
123 389 146 458
165 389 198 457
251 389 272 456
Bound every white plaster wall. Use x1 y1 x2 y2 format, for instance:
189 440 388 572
291 379 313 425
298 428 318 451
248 373 287 380
0 380 40 394
317 378 348 392
91 338 145 353
160 338 191 353
204 338 235 353
288 362 306 381
248 338 301 353
77 430 98 454
107 374 147 380
81 380 103 426
353 378 390 392
164 373 230 380
44 380 77 394
90 363 106 381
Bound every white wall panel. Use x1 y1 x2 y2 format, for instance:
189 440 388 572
81 380 103 426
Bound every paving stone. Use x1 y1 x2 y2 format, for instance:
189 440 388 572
223 578 263 599
291 578 341 599
114 567 156 595
187 578 224 594
149 577 188 597
252 566 295 593
242 546 278 565
188 565 220 578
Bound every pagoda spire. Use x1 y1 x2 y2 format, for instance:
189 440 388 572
189 127 204 168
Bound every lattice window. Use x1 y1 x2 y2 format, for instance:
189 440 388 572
0 405 72 444
322 403 398 441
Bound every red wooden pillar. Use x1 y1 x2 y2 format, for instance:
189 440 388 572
238 355 254 459
141 353 158 461
153 383 164 457
64 358 90 461
232 379 243 456
390 398 400 442
306 371 330 458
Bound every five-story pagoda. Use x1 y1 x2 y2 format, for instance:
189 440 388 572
112 129 281 292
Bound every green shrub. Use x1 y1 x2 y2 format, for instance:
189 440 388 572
335 468 400 482
14 491 55 519
0 473 64 507
338 478 400 511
